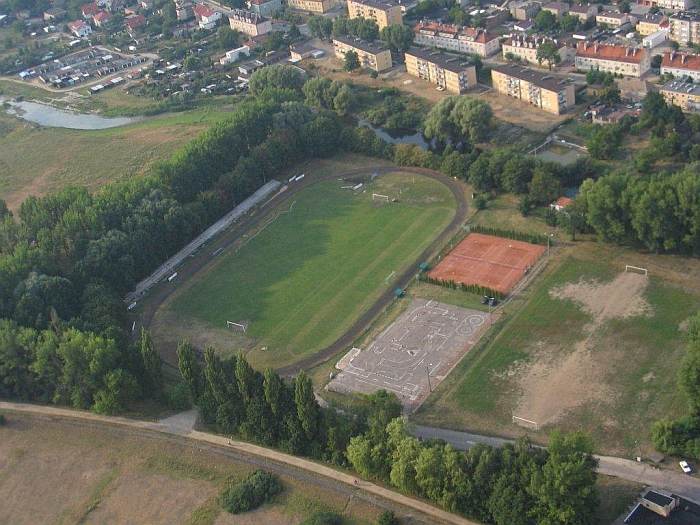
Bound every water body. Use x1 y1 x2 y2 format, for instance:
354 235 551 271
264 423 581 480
357 118 431 150
2 98 138 130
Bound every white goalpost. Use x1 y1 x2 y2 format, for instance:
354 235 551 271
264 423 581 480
625 265 648 276
226 321 248 333
512 415 539 431
372 193 390 203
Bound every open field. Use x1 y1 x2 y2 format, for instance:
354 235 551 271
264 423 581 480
429 233 546 295
328 298 488 412
414 241 700 456
157 171 457 370
0 414 397 525
0 108 225 209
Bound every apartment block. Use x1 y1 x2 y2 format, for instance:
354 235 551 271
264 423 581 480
247 0 283 17
575 42 650 77
228 9 271 36
669 11 700 45
491 64 575 114
333 36 392 71
287 0 335 12
509 0 541 21
661 80 700 112
413 21 500 57
639 0 692 10
404 47 477 94
596 11 635 28
542 1 567 19
661 51 700 82
346 0 402 29
636 13 668 37
568 3 597 23
502 35 574 66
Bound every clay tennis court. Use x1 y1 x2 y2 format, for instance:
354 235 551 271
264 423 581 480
429 233 546 295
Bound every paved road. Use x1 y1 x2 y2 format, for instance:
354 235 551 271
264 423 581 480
0 401 476 525
411 424 700 503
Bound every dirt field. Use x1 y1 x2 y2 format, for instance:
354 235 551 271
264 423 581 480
0 414 406 525
429 233 546 295
327 298 489 412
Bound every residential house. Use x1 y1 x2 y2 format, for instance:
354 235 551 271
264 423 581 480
502 35 574 66
636 12 668 36
661 51 700 82
193 3 221 29
247 0 282 17
413 21 500 57
68 19 92 37
575 42 650 77
550 196 573 211
43 7 66 21
346 0 402 30
92 10 111 27
333 35 392 71
125 14 146 35
404 47 477 94
491 64 575 114
228 9 271 36
81 3 100 19
669 11 700 46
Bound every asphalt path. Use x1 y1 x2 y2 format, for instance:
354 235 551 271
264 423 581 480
136 166 469 376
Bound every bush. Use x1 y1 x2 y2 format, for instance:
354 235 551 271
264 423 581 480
165 382 192 410
377 510 399 525
219 470 282 514
473 194 488 210
0 414 6 426
300 511 344 525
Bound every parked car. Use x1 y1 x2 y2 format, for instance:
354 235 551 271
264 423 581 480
680 460 692 474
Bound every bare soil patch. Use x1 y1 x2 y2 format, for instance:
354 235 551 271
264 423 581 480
514 272 651 426
215 507 298 525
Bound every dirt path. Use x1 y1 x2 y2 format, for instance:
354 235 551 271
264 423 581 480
136 165 469 376
0 401 475 525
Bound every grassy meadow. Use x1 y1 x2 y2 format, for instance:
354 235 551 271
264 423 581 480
163 173 456 370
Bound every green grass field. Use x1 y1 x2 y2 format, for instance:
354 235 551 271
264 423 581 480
165 172 456 370
414 243 700 456
0 108 227 209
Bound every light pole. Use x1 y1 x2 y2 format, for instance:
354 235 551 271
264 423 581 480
426 364 432 393
547 232 554 257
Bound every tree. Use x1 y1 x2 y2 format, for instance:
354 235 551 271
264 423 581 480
308 15 333 39
619 0 631 13
294 371 319 440
536 40 561 70
423 97 492 147
559 13 579 32
248 64 306 96
218 25 240 50
528 166 561 206
177 340 203 401
534 10 557 31
377 510 399 525
139 328 163 399
380 24 414 53
344 50 360 72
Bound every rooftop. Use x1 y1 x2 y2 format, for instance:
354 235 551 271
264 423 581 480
576 42 646 64
504 34 565 48
229 8 267 23
125 14 145 28
414 21 498 43
543 2 568 10
193 3 216 17
492 64 571 92
405 46 474 72
670 10 700 22
569 3 596 13
661 79 700 96
637 12 666 24
644 491 674 507
597 10 627 19
348 0 400 9
334 35 390 54
662 51 700 71
625 495 700 525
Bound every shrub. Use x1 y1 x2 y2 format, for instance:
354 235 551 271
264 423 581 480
0 414 6 426
377 510 399 525
219 470 282 514
300 511 344 525
165 382 192 411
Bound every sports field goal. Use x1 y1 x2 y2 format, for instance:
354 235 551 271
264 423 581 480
512 414 539 431
226 320 249 333
625 265 648 276
372 193 390 203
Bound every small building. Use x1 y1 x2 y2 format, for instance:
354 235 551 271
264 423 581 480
509 0 541 22
247 0 282 18
542 1 568 19
514 19 534 32
238 59 265 79
636 12 668 37
616 77 649 102
642 29 668 49
669 11 700 46
289 41 320 61
491 64 575 114
568 3 597 23
589 103 639 124
175 0 194 21
661 51 700 83
575 42 650 78
346 0 402 30
43 7 67 21
596 11 635 29
502 35 574 66
81 3 100 19
404 47 477 94
228 9 271 36
660 80 700 113
550 196 573 211
193 3 221 29
220 45 251 64
68 19 93 37
413 21 500 57
286 0 335 12
332 35 392 72
125 14 146 35
92 10 112 27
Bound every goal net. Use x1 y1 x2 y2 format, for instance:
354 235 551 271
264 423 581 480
226 320 249 333
372 193 390 203
512 415 539 431
625 265 648 276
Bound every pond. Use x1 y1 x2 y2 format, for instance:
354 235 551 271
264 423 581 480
357 118 431 150
1 98 139 130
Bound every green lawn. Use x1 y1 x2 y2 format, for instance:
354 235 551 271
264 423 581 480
414 246 700 456
167 173 456 370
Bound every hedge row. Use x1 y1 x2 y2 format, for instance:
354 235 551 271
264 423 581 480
468 224 551 246
419 274 504 300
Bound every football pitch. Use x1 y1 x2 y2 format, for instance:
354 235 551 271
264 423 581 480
163 172 457 369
